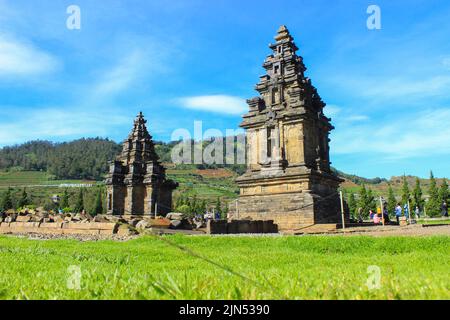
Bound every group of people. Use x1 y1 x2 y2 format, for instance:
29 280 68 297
394 204 410 224
367 206 390 224
362 201 449 225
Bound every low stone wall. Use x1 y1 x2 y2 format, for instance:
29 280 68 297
207 220 278 235
0 222 119 236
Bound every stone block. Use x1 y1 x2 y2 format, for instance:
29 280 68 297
16 215 32 223
207 220 228 234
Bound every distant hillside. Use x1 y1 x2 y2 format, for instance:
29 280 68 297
0 139 121 180
331 168 388 185
0 139 445 192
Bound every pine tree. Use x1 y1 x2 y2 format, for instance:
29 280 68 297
215 197 222 218
74 188 84 213
200 200 207 215
347 193 357 219
426 171 440 217
438 179 448 207
92 189 103 216
401 176 410 206
367 188 376 212
222 204 229 220
61 189 70 209
191 195 198 214
1 188 14 211
412 178 424 211
387 185 397 216
17 188 29 209
358 185 369 219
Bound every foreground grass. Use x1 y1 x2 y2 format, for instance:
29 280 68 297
0 235 448 300
418 219 450 225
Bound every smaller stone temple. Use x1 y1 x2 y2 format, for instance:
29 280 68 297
105 112 178 216
235 26 345 230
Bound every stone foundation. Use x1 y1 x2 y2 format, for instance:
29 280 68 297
235 171 345 231
0 222 119 236
207 220 278 234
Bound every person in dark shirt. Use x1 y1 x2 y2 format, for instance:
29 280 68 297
442 202 448 217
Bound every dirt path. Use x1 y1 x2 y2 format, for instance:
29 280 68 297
324 225 450 237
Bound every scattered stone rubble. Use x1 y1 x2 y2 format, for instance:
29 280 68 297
0 207 207 237
0 208 280 239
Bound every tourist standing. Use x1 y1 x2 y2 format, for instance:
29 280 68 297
442 202 448 217
415 206 421 219
403 204 409 220
373 213 381 224
395 204 402 225
358 207 363 223
383 204 390 223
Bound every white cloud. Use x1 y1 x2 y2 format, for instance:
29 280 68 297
332 108 450 159
0 107 129 146
93 50 145 97
326 104 368 123
324 104 341 118
442 56 450 70
0 33 60 77
176 95 247 115
346 115 369 122
362 76 450 99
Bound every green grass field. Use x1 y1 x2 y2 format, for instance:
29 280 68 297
0 171 92 188
0 235 448 300
0 169 239 210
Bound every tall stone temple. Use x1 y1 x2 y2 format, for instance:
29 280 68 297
105 112 178 216
236 26 345 230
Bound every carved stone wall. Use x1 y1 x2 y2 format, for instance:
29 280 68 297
105 112 178 216
236 26 346 231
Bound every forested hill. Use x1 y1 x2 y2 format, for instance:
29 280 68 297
0 139 121 180
0 139 424 186
331 168 388 185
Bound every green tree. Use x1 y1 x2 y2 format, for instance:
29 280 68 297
367 189 376 212
191 195 198 214
17 188 29 209
387 185 397 216
1 188 14 211
412 178 424 211
222 204 229 220
426 172 438 216
61 189 70 209
176 205 190 216
357 185 368 218
347 193 357 219
92 188 103 216
200 200 207 215
426 171 440 217
438 179 448 206
215 197 222 218
401 176 410 206
74 188 84 213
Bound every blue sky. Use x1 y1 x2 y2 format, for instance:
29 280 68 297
0 0 449 179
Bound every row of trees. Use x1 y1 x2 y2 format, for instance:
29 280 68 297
0 139 121 180
0 138 249 181
174 195 229 219
346 171 448 219
0 187 105 216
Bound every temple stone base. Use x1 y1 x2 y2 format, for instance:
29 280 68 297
236 170 345 231
234 26 348 231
